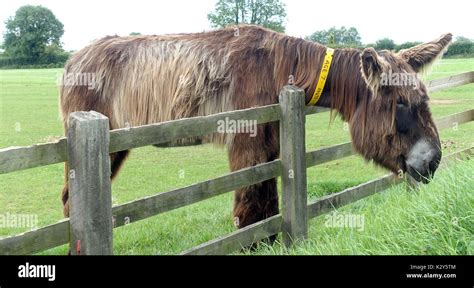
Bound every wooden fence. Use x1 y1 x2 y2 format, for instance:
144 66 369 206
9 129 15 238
0 71 473 255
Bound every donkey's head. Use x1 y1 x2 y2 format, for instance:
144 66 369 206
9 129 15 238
350 33 452 183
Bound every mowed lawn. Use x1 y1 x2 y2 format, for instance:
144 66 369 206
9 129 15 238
0 58 473 255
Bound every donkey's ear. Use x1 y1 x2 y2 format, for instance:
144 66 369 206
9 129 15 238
398 33 452 72
360 47 388 94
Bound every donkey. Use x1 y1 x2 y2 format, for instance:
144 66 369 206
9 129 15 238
60 25 451 232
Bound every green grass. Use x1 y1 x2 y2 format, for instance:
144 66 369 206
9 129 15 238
0 58 473 255
249 158 474 255
423 58 474 80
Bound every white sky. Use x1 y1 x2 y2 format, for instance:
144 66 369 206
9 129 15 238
0 0 473 51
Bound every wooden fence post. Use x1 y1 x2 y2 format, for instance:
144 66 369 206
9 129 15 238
279 85 308 246
67 111 113 255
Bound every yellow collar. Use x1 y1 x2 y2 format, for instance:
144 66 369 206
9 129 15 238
307 47 334 106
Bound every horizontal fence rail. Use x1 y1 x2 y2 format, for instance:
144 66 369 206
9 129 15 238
0 72 473 255
109 105 281 153
426 71 474 93
0 105 281 175
180 215 283 255
434 109 474 130
0 220 69 255
0 139 67 174
111 160 282 227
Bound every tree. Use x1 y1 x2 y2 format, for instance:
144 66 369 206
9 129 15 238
395 41 422 52
445 36 473 57
3 5 64 63
306 27 362 48
129 32 141 36
454 36 472 42
208 0 286 32
374 38 395 51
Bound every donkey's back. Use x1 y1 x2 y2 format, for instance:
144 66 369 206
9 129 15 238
60 26 270 131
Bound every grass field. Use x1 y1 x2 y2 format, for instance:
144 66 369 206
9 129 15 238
0 58 473 255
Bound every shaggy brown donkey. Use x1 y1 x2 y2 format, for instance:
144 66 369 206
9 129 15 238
60 25 451 235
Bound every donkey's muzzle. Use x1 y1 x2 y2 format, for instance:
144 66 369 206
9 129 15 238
406 139 441 183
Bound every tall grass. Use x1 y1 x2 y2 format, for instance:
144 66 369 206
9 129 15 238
248 158 474 255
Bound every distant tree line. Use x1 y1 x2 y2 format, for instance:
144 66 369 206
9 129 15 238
1 3 472 69
443 36 473 57
307 26 473 57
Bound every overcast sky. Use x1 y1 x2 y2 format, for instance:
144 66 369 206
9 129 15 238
0 0 473 51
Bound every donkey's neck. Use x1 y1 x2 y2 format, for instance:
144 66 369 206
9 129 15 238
314 48 369 122
274 36 369 121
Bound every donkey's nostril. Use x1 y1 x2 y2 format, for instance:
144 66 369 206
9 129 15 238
429 160 439 173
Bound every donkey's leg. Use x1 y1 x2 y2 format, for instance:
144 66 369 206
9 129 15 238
61 163 70 217
110 150 130 179
61 150 130 217
229 123 279 239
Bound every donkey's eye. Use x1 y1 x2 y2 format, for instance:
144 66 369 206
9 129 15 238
396 104 414 133
396 101 408 107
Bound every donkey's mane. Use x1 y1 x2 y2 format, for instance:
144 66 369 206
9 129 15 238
266 30 368 122
328 49 366 121
62 25 384 146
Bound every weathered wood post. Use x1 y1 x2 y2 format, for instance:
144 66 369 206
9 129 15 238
279 85 308 246
67 111 113 255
